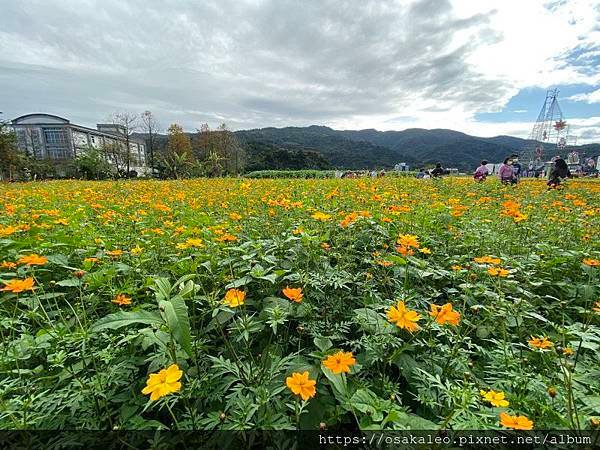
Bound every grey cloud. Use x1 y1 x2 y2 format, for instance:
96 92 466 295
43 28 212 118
0 0 578 132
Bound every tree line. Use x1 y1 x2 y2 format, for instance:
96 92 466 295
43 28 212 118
0 111 248 181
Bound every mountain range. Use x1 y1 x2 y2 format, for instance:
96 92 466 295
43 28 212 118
139 126 600 171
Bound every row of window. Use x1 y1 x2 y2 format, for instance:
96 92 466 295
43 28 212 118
16 127 146 163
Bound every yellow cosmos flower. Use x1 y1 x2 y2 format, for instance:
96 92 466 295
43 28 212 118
322 351 356 374
223 288 246 307
480 389 509 407
387 301 421 332
311 211 332 221
141 364 183 401
285 371 316 401
499 412 533 430
282 287 303 303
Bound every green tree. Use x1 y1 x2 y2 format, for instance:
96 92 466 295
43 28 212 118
163 123 193 179
69 147 113 180
0 122 23 181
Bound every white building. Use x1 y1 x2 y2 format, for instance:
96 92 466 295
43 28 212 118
11 113 148 175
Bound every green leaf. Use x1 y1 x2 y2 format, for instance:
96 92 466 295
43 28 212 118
314 337 333 352
55 278 81 287
354 308 393 334
349 389 383 422
90 310 163 332
226 276 252 289
386 255 407 265
321 366 348 402
159 296 193 358
258 273 279 284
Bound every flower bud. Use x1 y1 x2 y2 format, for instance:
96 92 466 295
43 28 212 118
319 422 327 430
219 413 226 421
547 386 557 398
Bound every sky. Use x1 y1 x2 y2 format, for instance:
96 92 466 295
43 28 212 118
1 0 599 143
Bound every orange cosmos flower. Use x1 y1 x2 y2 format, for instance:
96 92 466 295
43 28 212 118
17 254 48 266
499 412 534 430
528 336 553 349
451 265 464 271
322 351 356 374
593 301 600 313
396 246 414 257
106 249 123 257
376 259 393 267
397 234 420 249
216 233 237 242
1 261 17 270
282 287 303 303
429 303 460 326
583 258 600 267
141 364 183 401
112 294 132 306
473 256 502 265
487 267 509 277
0 225 19 236
223 288 246 307
1 277 36 293
387 301 421 332
285 371 316 401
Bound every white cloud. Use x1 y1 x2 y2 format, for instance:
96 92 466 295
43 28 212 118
568 88 600 103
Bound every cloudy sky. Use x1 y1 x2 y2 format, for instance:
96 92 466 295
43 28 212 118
1 0 599 142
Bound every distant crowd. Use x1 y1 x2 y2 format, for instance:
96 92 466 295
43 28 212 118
471 154 579 189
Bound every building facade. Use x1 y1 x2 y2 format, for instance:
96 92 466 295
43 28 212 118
11 113 148 175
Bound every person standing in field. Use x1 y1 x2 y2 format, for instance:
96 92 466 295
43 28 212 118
473 160 489 182
498 157 516 185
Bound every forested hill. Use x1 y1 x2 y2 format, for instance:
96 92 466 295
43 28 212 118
236 125 600 170
137 126 600 172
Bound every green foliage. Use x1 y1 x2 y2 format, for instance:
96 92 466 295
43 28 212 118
68 148 113 180
0 177 598 433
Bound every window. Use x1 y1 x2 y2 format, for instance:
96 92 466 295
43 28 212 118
44 128 71 160
44 128 69 146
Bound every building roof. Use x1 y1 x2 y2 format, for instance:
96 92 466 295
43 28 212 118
12 113 70 125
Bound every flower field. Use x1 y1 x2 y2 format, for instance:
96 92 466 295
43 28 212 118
0 177 599 431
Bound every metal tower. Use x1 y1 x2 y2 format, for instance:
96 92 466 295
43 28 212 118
522 89 569 169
